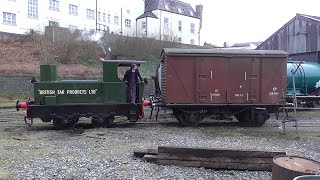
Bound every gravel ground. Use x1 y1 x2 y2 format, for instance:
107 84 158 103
0 108 319 180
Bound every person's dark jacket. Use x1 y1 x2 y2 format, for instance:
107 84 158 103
123 68 143 85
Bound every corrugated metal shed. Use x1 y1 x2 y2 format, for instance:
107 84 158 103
256 14 320 58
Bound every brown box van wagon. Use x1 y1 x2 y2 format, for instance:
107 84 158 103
154 48 288 127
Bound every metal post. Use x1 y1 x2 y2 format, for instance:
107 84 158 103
291 69 299 139
96 0 98 31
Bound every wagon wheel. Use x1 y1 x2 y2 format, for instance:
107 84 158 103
53 116 79 130
176 111 203 127
92 116 114 128
235 109 269 127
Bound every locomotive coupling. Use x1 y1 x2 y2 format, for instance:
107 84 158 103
142 100 151 107
16 100 33 111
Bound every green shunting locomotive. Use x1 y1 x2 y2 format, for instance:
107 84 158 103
16 60 148 129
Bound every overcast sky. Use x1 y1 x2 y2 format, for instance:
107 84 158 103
184 0 320 46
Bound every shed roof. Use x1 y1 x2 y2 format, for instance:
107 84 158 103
145 0 200 19
161 48 288 57
257 13 320 50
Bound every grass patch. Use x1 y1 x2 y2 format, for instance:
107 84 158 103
0 93 29 101
0 103 15 107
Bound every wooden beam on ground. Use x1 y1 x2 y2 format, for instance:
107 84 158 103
133 148 158 158
158 146 286 158
157 159 272 171
143 155 158 163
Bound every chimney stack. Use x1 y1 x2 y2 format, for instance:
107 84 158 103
145 0 152 12
196 5 203 20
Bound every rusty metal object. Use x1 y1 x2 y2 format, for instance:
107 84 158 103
272 155 320 180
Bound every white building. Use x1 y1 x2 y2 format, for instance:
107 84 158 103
0 0 202 45
221 42 263 50
136 0 203 45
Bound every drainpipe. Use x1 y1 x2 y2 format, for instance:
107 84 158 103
96 0 98 31
136 19 138 37
146 17 148 38
159 10 162 40
120 8 123 35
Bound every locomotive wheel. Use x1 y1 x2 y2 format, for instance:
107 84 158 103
235 109 269 127
53 116 79 130
40 117 52 122
176 111 203 127
92 116 114 128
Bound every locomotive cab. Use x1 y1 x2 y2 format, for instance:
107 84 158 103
16 59 147 129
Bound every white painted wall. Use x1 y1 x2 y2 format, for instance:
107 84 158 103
137 10 201 45
0 0 201 45
0 0 143 36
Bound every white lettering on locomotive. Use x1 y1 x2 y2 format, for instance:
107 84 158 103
38 89 98 95
38 90 55 95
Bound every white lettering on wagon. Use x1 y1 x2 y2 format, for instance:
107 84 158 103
37 89 98 95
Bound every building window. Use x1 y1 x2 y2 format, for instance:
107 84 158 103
102 13 106 22
108 14 111 23
190 23 195 34
48 20 59 26
164 17 169 30
190 39 195 45
69 4 78 15
142 21 146 29
69 25 78 30
28 0 38 18
98 12 101 21
125 19 131 28
178 20 182 32
3 12 16 24
114 16 119 25
87 9 95 19
49 0 59 11
178 37 182 43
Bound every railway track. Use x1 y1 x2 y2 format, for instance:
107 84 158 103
1 108 320 128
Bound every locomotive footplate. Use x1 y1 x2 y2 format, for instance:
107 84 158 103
26 103 142 120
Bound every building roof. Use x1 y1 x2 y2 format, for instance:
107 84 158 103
161 48 288 57
232 41 262 48
257 13 320 49
136 11 158 20
145 0 200 19
202 42 220 48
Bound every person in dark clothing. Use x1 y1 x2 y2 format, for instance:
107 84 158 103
123 64 143 104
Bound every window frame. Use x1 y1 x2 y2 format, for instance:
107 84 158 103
164 17 169 30
69 4 78 15
28 0 38 18
190 23 195 34
190 39 195 45
86 9 95 19
178 20 182 32
114 16 119 25
49 0 60 11
3 12 16 24
125 19 131 28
